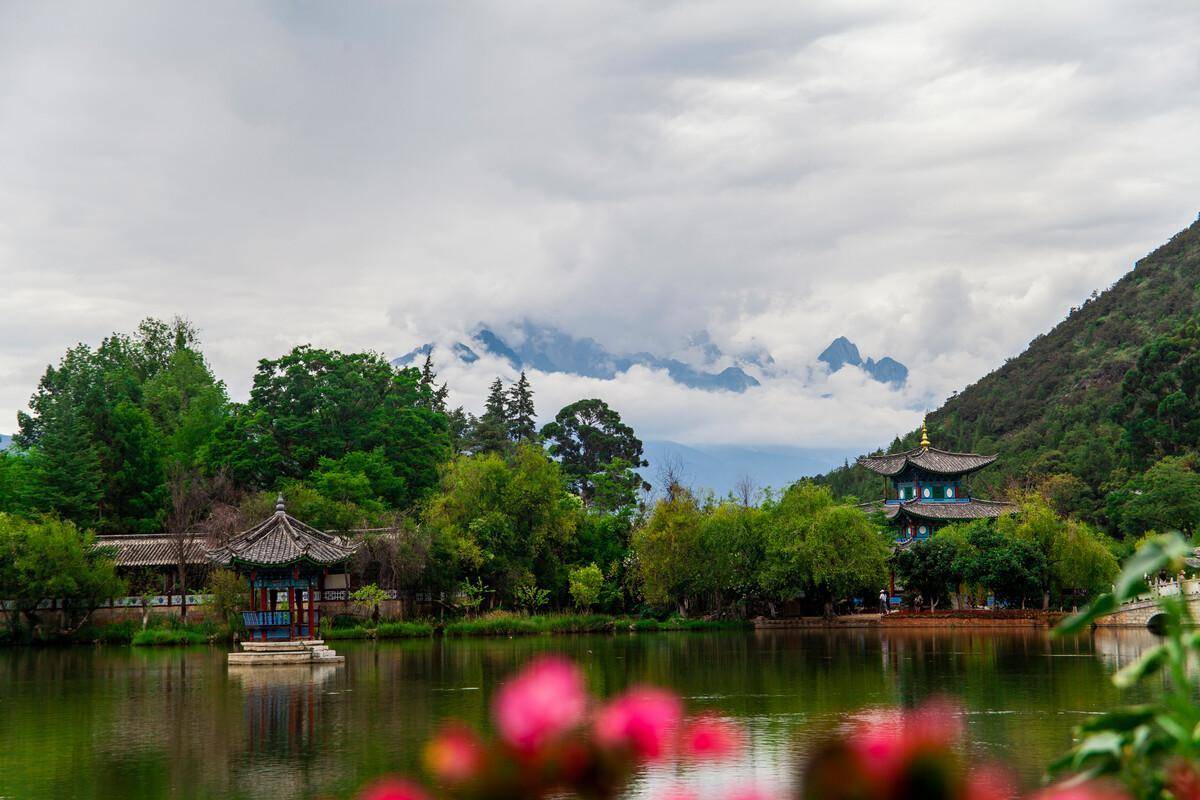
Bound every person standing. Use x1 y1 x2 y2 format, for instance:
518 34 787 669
879 589 889 614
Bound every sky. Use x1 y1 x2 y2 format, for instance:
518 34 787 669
2 1 1199 455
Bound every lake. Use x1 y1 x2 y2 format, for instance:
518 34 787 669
0 628 1159 799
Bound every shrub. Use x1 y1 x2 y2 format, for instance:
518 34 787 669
568 564 604 610
376 621 434 638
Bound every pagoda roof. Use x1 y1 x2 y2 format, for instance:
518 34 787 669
860 498 1016 522
206 496 360 568
857 446 998 477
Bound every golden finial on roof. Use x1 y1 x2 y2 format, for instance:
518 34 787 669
920 418 931 449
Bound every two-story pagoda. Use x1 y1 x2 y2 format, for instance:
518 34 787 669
858 422 1015 544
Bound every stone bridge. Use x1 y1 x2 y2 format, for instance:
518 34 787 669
1095 577 1200 628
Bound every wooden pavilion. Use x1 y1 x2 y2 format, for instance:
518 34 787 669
207 495 360 641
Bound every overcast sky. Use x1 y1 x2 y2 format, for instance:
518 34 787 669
2 1 1199 451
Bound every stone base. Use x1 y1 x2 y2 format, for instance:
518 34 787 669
227 639 344 665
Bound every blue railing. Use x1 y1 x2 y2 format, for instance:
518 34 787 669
242 610 293 628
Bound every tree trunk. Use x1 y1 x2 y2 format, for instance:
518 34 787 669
823 600 834 620
1042 590 1050 612
177 564 188 620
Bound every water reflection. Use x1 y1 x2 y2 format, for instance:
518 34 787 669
0 629 1158 800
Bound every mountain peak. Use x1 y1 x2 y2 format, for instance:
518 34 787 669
819 337 907 386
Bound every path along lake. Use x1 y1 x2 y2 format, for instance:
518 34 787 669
0 628 1161 799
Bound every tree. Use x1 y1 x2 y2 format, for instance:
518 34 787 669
470 377 511 455
207 346 451 507
0 514 124 636
25 402 102 528
164 465 223 619
417 353 449 413
1108 455 1200 537
350 583 389 625
507 371 537 442
955 525 1046 608
141 346 229 468
424 444 578 602
207 568 249 630
631 484 704 613
99 401 166 534
568 563 604 610
893 536 966 610
541 399 648 506
759 482 889 617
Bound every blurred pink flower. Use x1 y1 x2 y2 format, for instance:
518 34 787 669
656 787 699 800
965 764 1018 800
595 686 683 761
849 698 962 785
358 778 431 800
1168 760 1200 800
492 656 587 752
683 714 744 760
423 724 485 784
1031 782 1131 800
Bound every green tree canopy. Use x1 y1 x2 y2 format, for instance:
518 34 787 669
205 345 451 507
541 398 648 506
424 444 578 602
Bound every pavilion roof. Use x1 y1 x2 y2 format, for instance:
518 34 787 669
860 498 1016 522
857 446 998 477
206 496 360 568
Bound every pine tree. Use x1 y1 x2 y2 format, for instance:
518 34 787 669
417 352 449 413
28 402 103 527
471 377 511 455
507 371 537 442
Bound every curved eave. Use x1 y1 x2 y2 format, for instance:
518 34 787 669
857 447 999 477
883 498 1017 522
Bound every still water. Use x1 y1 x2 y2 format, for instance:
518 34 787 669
0 628 1160 799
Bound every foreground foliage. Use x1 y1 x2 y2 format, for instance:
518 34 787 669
1053 533 1200 798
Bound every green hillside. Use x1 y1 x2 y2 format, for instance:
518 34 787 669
819 216 1200 534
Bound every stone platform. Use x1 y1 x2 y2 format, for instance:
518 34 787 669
227 639 344 665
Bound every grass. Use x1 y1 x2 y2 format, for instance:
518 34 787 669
441 612 752 637
376 621 434 638
131 627 211 646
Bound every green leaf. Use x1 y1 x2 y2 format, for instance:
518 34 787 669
1071 731 1125 770
1056 592 1117 635
1156 714 1191 744
1113 534 1191 603
1077 705 1157 733
1113 644 1169 688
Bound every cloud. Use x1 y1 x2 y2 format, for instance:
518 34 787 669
1 1 1199 452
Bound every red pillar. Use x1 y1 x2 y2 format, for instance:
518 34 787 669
308 578 316 638
288 586 296 640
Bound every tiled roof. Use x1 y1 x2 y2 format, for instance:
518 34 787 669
207 498 360 568
96 534 210 567
863 498 1017 522
857 446 998 477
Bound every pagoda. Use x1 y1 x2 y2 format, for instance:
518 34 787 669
857 421 1015 545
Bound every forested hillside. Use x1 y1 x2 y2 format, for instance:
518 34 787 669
820 217 1200 536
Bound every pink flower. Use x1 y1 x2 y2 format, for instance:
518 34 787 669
423 724 485 784
594 687 683 761
655 787 699 800
492 656 587 752
848 699 963 785
358 778 430 800
1031 782 1131 800
965 764 1018 800
1168 760 1200 800
683 714 744 760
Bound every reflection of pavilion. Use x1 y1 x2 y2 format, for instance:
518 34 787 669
229 663 339 755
